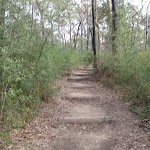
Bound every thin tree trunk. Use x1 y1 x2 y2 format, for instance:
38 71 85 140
86 0 89 50
81 21 83 50
74 34 76 47
107 0 112 51
81 0 83 50
36 0 45 37
0 0 5 49
148 16 150 46
111 0 118 54
70 15 72 49
75 20 82 49
107 0 111 11
145 2 150 50
31 0 35 31
51 20 54 45
41 9 45 37
95 0 101 76
92 0 96 68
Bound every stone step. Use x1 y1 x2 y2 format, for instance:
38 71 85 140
68 76 92 81
70 83 94 89
66 93 100 100
57 116 110 124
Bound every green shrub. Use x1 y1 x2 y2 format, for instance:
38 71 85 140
101 50 150 117
0 44 88 130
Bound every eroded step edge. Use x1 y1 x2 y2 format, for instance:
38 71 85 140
68 77 92 81
66 93 100 100
57 116 110 124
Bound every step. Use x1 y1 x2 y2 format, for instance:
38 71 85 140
68 76 92 81
71 73 92 76
70 83 94 89
64 104 106 117
52 132 113 150
66 93 100 100
57 116 110 124
77 68 93 71
78 66 93 69
84 65 93 68
77 70 93 74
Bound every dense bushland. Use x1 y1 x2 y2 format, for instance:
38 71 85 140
101 51 150 117
0 44 89 128
0 1 92 144
93 0 150 118
0 0 150 146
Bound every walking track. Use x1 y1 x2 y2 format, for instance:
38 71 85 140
7 66 149 150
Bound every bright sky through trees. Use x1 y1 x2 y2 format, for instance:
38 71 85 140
129 0 150 14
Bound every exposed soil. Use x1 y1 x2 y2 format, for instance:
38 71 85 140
5 66 150 150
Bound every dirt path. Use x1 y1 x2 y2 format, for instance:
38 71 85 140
7 66 149 150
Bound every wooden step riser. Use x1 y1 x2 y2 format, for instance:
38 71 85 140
77 69 93 71
66 96 100 100
57 116 110 124
70 86 94 89
68 78 92 82
71 73 92 76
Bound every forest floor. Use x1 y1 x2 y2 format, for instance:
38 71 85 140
5 66 150 150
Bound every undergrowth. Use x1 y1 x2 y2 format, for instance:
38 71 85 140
100 50 150 118
0 44 90 146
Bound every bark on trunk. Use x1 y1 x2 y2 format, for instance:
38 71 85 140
86 1 89 50
70 17 72 49
92 0 96 68
0 0 5 49
107 0 112 51
31 0 35 31
75 21 82 49
51 20 54 45
111 0 117 54
148 16 150 45
81 0 83 50
36 0 45 37
95 0 101 77
146 2 150 50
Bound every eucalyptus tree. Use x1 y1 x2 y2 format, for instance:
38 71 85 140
92 0 96 67
111 0 118 54
0 0 6 49
146 2 150 50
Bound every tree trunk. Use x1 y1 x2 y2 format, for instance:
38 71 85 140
31 0 35 31
51 20 54 45
36 0 45 37
148 16 150 46
95 0 101 77
111 0 118 54
75 20 82 49
92 0 96 68
145 2 150 50
107 0 111 11
107 0 112 51
70 18 72 49
81 0 83 50
86 1 89 50
81 21 83 50
0 0 5 49
41 9 45 37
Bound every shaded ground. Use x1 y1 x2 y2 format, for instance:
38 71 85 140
5 67 150 150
